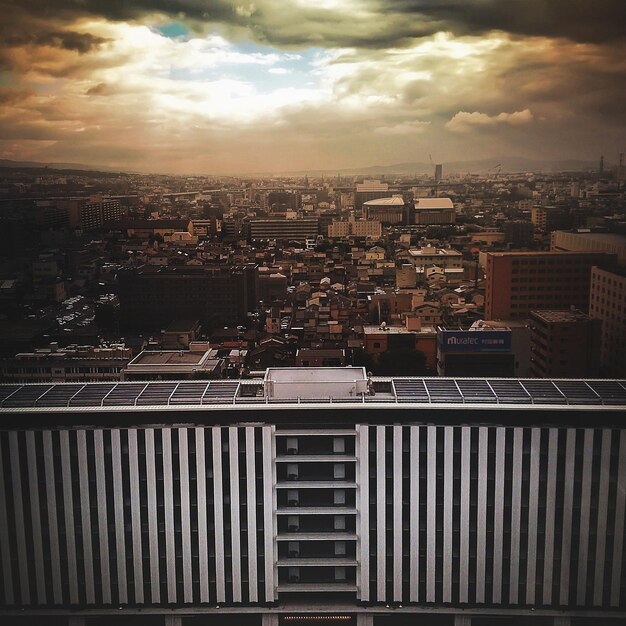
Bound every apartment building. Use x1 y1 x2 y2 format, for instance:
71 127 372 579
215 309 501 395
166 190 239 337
485 251 614 320
0 368 625 626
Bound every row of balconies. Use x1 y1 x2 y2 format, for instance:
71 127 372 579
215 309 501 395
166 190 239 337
274 431 359 591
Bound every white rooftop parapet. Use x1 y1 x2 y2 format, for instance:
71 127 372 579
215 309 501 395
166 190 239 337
264 367 369 400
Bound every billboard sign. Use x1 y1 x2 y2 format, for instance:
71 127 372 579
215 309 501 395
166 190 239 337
438 330 511 353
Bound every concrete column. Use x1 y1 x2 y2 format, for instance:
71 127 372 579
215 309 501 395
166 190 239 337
262 613 279 626
553 619 571 626
454 616 471 626
356 615 373 626
164 616 182 626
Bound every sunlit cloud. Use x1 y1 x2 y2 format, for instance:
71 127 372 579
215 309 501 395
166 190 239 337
0 0 624 172
445 109 534 133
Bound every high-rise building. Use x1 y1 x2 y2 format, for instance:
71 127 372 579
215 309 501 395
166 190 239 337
248 218 319 241
434 163 443 181
117 264 258 331
531 206 570 234
0 368 625 626
589 265 626 376
484 251 615 320
57 196 123 230
503 220 534 244
529 309 601 378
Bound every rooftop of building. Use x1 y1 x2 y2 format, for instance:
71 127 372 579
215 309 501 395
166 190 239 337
592 265 626 278
414 198 454 209
555 230 626 245
363 197 404 207
363 324 418 335
120 218 190 228
487 250 613 258
129 350 211 366
295 348 346 356
0 372 624 415
408 247 462 257
531 309 592 324
164 319 201 333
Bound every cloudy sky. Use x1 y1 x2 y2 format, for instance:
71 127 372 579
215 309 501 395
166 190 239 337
1 0 625 174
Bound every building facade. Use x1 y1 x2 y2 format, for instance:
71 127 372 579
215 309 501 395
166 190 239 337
529 309 601 378
413 198 456 225
1 369 625 625
485 251 615 321
363 197 406 225
354 181 392 212
589 266 626 376
117 264 257 331
437 327 515 377
248 218 320 242
551 231 626 267
328 216 382 240
0 343 132 383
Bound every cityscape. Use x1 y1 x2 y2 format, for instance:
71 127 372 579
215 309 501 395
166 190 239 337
0 1 625 626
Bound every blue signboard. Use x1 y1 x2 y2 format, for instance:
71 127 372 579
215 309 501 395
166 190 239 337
438 330 512 353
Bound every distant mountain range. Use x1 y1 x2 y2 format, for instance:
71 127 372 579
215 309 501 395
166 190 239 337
0 159 123 173
0 156 601 177
272 156 601 177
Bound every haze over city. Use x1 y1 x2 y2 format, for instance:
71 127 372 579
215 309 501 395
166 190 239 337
1 0 625 174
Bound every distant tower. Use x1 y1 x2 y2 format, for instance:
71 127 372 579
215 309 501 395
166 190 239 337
619 153 624 181
434 163 443 181
599 155 604 174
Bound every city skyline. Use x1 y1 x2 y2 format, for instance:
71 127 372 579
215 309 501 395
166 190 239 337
1 1 625 174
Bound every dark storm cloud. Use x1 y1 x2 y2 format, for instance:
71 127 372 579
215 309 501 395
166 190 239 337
386 0 626 44
0 0 439 50
0 0 237 26
499 51 626 125
1 29 107 52
0 5 108 73
3 0 624 49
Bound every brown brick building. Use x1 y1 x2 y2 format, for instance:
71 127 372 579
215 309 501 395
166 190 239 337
118 264 257 331
589 265 626 376
485 251 615 320
529 309 601 377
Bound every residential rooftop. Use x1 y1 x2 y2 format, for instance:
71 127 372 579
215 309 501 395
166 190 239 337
531 309 593 324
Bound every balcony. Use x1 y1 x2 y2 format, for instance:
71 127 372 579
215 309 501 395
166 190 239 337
276 481 357 489
277 558 357 567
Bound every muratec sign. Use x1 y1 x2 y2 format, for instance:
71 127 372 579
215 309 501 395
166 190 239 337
438 330 512 353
